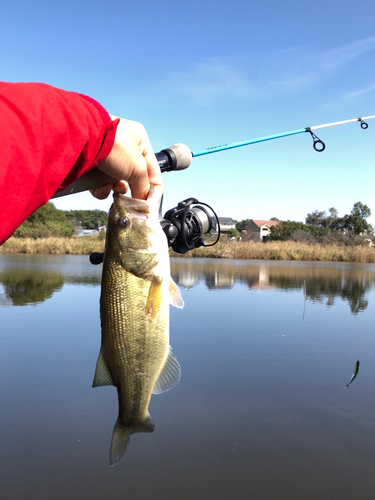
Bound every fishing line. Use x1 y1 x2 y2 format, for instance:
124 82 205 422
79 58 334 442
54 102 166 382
190 201 220 248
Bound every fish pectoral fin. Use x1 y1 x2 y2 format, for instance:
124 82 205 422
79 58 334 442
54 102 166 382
92 348 114 388
152 347 181 394
146 275 163 317
169 278 184 309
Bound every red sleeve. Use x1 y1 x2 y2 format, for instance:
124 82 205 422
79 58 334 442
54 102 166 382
0 82 119 245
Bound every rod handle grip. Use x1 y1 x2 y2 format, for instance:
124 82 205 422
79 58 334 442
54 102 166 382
52 144 192 199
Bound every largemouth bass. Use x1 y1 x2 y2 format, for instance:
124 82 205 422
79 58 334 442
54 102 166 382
93 187 184 465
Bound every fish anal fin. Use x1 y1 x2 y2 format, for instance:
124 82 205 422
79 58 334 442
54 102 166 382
146 275 163 317
141 415 155 433
92 348 114 388
152 347 181 394
169 278 184 309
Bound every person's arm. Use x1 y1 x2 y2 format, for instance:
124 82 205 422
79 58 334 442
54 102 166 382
0 82 161 245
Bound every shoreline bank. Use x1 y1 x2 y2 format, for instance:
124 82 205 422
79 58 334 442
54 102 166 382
1 237 375 263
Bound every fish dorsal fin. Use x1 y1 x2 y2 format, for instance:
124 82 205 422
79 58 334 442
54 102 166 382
92 348 114 387
152 348 181 394
169 278 184 309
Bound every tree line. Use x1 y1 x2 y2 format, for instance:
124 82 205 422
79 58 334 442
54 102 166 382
13 203 108 239
234 202 373 245
64 209 108 229
12 200 373 245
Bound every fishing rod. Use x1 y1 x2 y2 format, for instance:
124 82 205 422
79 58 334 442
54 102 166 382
192 115 375 157
158 114 375 171
53 114 374 197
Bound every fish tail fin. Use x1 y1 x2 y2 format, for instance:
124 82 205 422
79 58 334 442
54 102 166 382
109 415 155 466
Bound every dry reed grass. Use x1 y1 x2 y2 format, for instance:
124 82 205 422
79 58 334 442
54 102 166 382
171 240 375 263
1 237 374 262
0 236 105 255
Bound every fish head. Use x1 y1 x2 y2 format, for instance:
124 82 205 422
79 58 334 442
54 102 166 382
105 186 167 277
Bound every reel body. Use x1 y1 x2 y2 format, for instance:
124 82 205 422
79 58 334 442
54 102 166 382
161 198 219 254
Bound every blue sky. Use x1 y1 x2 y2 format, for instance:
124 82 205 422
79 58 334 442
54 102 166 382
2 0 375 225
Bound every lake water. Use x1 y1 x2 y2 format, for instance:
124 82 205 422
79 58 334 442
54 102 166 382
1 254 375 499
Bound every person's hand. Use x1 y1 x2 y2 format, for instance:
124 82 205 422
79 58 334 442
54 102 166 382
90 116 162 200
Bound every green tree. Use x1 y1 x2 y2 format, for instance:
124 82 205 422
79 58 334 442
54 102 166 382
27 202 67 224
306 207 347 231
235 219 251 232
305 207 341 228
328 207 338 219
345 202 372 234
268 220 307 241
305 210 327 227
64 209 108 229
13 203 74 239
228 228 240 238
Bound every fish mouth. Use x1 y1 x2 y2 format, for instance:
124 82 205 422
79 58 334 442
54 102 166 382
114 193 150 212
113 193 150 221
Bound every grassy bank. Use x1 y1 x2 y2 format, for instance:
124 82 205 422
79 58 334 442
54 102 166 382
179 240 375 262
1 237 374 262
0 236 105 255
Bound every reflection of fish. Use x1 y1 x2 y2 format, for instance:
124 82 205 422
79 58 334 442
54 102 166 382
93 187 184 466
343 359 360 389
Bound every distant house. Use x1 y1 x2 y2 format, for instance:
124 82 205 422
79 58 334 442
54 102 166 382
218 217 236 233
244 220 279 241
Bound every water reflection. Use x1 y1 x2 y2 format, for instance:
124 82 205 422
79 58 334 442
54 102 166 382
0 269 64 306
171 259 375 314
205 272 235 290
0 254 101 306
0 256 374 314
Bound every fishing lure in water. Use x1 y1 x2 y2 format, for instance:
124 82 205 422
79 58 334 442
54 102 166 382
343 359 360 389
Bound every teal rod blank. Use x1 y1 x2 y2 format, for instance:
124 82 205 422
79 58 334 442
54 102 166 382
191 115 375 158
192 128 306 157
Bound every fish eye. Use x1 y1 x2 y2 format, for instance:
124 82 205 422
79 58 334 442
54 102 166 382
118 216 130 229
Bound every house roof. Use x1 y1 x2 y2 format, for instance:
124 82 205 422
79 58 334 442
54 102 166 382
251 220 279 229
218 217 236 224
